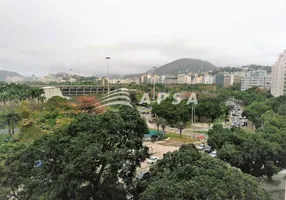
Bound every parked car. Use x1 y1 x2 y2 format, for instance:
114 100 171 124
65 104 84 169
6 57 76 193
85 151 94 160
209 150 217 157
147 156 158 164
196 144 206 150
137 171 151 180
204 146 212 153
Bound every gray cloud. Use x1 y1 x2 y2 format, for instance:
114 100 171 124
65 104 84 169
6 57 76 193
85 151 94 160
1 0 286 77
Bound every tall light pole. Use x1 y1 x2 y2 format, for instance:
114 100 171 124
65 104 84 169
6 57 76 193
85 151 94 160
193 103 195 130
105 57 111 108
105 57 110 94
153 67 156 100
78 72 81 83
70 69 72 86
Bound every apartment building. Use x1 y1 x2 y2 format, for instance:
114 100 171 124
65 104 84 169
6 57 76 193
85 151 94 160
271 50 286 97
241 70 271 91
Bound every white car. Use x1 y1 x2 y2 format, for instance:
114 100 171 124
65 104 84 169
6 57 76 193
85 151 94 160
147 156 158 164
196 144 206 150
209 150 217 157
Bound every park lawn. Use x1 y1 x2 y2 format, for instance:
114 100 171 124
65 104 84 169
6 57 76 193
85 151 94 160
165 133 196 143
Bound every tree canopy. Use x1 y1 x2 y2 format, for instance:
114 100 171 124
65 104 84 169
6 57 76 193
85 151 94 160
0 107 149 200
0 83 44 104
208 122 286 180
138 144 270 200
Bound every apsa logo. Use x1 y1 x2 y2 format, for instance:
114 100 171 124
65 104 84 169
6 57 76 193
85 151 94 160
96 88 133 109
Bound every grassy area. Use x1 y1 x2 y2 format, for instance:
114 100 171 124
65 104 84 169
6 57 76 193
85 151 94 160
165 132 197 143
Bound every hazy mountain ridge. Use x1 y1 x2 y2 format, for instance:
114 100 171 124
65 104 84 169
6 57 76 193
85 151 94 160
0 70 22 81
154 58 217 75
123 58 217 78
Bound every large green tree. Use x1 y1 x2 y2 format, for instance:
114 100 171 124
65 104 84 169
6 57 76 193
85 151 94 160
195 98 224 122
242 101 271 129
152 97 192 125
138 144 270 200
0 107 149 200
208 124 286 180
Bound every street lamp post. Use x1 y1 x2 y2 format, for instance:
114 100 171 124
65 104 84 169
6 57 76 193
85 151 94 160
153 67 156 100
105 57 110 94
194 103 196 137
70 69 72 86
105 57 111 108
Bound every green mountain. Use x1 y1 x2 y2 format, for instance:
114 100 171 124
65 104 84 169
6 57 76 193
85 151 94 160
154 58 217 75
0 70 22 81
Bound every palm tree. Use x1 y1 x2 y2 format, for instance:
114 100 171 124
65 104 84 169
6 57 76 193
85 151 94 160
0 111 20 137
159 117 167 132
154 116 160 131
177 121 185 138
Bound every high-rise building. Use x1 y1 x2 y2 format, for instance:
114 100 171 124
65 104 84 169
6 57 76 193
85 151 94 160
177 74 186 84
214 74 224 87
202 75 214 84
159 75 166 84
224 75 232 88
271 50 286 97
165 75 178 84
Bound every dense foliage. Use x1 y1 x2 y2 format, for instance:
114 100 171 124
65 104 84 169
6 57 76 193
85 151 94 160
138 144 270 200
208 119 286 179
0 107 149 200
2 83 285 199
152 95 226 125
0 83 45 104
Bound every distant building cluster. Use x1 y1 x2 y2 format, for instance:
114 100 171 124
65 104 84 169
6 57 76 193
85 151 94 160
117 73 216 85
115 70 272 92
8 50 286 97
5 76 24 83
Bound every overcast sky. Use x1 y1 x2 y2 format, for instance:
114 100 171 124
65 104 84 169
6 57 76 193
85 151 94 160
0 0 286 76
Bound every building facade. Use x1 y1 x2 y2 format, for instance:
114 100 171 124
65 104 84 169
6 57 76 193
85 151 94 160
177 74 186 84
271 50 286 97
241 70 271 91
224 75 232 88
214 74 224 87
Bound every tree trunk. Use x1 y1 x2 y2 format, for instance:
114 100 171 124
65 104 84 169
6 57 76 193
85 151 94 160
266 175 273 181
8 126 12 137
179 130 182 138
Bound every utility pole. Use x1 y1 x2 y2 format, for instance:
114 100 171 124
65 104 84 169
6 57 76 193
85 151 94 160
153 67 156 100
193 103 195 132
192 104 194 138
105 57 110 93
70 69 73 86
105 57 111 107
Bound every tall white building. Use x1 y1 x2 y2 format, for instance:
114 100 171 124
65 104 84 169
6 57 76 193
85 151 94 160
271 50 286 97
177 74 186 84
184 76 192 84
202 75 214 84
241 70 271 91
